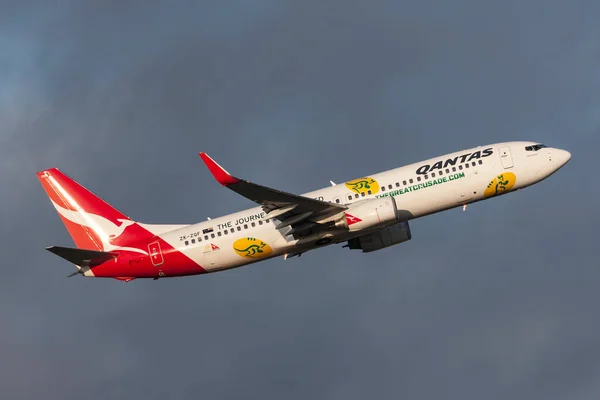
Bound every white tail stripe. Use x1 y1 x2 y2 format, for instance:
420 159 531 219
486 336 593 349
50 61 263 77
46 173 114 244
50 200 147 255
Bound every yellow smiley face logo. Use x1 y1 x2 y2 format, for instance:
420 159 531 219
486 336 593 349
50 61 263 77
233 237 273 259
344 177 380 195
484 172 517 198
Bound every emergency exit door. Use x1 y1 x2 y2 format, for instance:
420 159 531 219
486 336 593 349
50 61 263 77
499 146 514 169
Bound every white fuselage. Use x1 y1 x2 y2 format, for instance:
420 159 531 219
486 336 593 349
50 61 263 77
158 141 570 272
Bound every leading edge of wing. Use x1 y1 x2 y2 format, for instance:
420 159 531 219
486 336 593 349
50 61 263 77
198 152 347 214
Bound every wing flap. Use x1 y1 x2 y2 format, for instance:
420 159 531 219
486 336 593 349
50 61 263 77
275 211 314 229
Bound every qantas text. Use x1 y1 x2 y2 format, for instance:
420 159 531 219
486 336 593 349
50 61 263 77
415 148 493 175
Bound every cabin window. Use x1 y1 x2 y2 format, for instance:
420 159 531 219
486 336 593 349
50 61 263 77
217 231 222 236
452 167 457 172
237 226 241 231
361 192 366 197
211 233 215 238
251 222 256 227
424 174 429 179
395 182 400 187
355 194 359 198
417 176 422 182
367 190 372 195
198 237 202 242
258 220 263 225
336 198 340 203
185 241 189 246
382 186 386 191
409 179 414 184
244 224 248 229
478 160 483 165
230 228 234 233
191 239 196 244
438 171 443 176
432 172 436 177
223 230 228 235
471 161 476 167
459 165 463 170
445 169 450 174
388 184 393 189
465 163 469 169
403 180 407 185
348 195 352 200
204 235 208 240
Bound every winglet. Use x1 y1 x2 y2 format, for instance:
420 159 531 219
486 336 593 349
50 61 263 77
199 152 240 186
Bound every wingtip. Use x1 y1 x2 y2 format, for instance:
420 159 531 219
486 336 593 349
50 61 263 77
36 168 60 179
199 152 240 186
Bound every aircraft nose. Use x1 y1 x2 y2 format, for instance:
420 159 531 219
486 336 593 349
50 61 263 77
555 149 571 166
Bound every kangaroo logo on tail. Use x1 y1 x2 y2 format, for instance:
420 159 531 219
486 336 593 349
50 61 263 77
51 201 147 255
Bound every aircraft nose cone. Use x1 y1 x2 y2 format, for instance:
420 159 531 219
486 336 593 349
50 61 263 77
556 149 571 166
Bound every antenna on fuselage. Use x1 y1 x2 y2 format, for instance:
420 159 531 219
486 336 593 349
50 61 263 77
330 180 336 186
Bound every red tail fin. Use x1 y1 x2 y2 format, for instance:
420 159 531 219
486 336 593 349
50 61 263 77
37 168 141 250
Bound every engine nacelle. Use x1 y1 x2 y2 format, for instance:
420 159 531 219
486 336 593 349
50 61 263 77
342 197 400 232
346 221 412 252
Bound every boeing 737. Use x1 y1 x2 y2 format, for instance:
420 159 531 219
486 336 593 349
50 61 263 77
38 141 570 281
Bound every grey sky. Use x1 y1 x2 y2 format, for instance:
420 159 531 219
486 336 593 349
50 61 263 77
1 0 599 399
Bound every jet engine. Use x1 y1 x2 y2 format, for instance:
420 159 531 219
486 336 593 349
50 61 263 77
345 221 412 252
338 197 400 232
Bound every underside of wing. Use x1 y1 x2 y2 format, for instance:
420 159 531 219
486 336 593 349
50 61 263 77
199 152 347 237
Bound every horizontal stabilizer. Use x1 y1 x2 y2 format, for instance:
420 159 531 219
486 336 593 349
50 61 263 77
46 246 119 267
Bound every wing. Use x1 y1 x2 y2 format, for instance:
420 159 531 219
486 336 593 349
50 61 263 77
199 153 346 236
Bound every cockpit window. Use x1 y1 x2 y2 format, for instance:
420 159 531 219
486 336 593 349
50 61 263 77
525 144 548 151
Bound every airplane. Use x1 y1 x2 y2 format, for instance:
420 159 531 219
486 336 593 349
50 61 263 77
37 141 571 281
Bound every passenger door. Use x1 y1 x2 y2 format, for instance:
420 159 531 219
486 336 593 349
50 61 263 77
499 146 514 169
